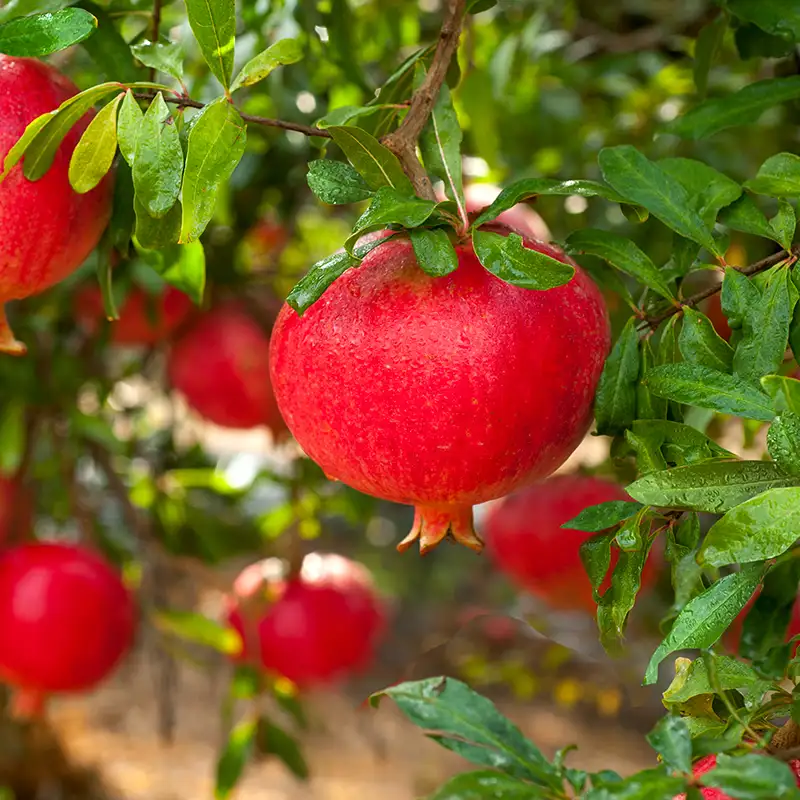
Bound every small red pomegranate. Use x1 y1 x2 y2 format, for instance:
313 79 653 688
0 542 136 715
485 475 659 613
674 753 800 800
0 476 32 548
75 284 194 346
270 228 610 554
704 293 732 342
0 56 113 355
167 303 285 433
227 553 385 687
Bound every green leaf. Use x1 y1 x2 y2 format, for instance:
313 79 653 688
771 200 797 250
719 194 785 248
0 111 50 182
371 678 559 789
679 307 734 373
347 187 436 250
693 14 727 98
410 228 459 277
0 400 25 476
185 0 235 90
153 609 241 654
585 769 687 800
133 92 183 219
117 89 143 169
734 22 795 59
562 501 643 533
79 4 142 84
598 146 719 256
701 487 800 566
134 195 181 249
644 562 767 685
0 8 96 56
669 77 800 140
565 229 675 301
643 363 775 422
472 231 575 291
595 317 640 436
429 771 543 800
215 717 257 800
704 753 800 800
631 419 736 462
180 98 246 243
745 153 800 198
230 37 302 93
762 375 800 414
316 104 387 129
768 412 800 476
306 159 372 205
130 40 185 82
255 718 309 780
68 91 121 194
627 460 795 513
580 532 615 594
137 241 205 305
636 340 668 422
733 267 795 385
724 0 800 41
722 266 761 332
327 125 414 194
646 716 691 774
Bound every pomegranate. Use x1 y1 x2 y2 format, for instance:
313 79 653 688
167 303 285 433
0 56 113 355
75 284 194 346
227 553 385 687
269 228 610 554
484 475 659 613
674 753 800 800
0 476 32 548
0 542 136 715
242 217 288 270
704 293 732 342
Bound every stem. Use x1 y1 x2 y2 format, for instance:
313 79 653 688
381 0 467 199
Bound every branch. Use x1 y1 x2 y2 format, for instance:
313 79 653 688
381 0 467 199
641 246 799 331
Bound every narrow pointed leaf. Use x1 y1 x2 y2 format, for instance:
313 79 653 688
594 317 640 436
763 375 800 415
306 159 372 205
658 158 742 228
130 40 185 82
745 153 800 198
410 228 459 277
117 89 143 168
346 187 436 251
230 37 303 93
562 501 643 533
68 91 121 194
184 0 235 90
0 8 96 56
215 717 257 800
679 307 734 372
705 753 800 799
693 14 727 98
720 194 784 247
429 771 542 800
767 412 800 476
771 200 797 251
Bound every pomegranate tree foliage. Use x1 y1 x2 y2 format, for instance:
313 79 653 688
3 0 800 797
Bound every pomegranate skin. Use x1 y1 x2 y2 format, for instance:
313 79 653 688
705 293 732 343
674 754 800 800
0 543 136 703
485 475 659 613
269 231 610 554
75 284 194 346
0 476 32 548
167 303 285 433
0 56 113 355
227 553 385 688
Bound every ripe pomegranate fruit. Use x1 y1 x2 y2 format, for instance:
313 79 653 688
0 56 113 355
0 476 32 548
270 227 610 554
435 183 551 242
484 475 660 613
227 553 385 687
167 303 285 433
674 753 800 800
704 293 732 342
75 284 194 346
0 542 136 715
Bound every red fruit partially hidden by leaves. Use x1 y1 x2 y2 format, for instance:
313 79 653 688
725 590 800 655
674 754 800 800
0 476 32 548
227 553 385 688
75 285 194 346
0 56 113 355
0 542 136 713
485 475 659 613
704 293 732 343
168 303 285 433
270 230 610 554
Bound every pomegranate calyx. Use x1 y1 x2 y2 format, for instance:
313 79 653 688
397 504 484 555
0 305 26 356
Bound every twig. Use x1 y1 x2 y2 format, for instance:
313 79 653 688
381 0 467 199
641 246 799 331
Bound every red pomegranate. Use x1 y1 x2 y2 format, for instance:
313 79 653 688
0 476 32 548
227 553 385 687
75 284 194 346
485 475 660 613
167 303 285 433
0 56 113 355
704 293 731 342
269 228 610 554
674 753 800 800
0 542 136 715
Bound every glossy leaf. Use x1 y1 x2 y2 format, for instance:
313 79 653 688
134 195 181 250
643 363 775 421
679 308 734 372
658 158 742 228
117 89 143 168
662 655 769 710
230 37 303 93
473 231 574 291
327 125 414 194
767 412 800 476
0 111 50 182
644 563 767 685
720 194 785 247
185 0 235 90
771 200 797 250
636 339 668 422
68 91 121 194
347 187 436 250
630 419 736 461
627 460 795 514
562 501 643 533
721 266 761 332
646 716 691 774
138 241 205 305
762 375 800 414
410 228 459 277
215 717 257 800
724 0 800 41
565 229 675 301
153 609 241 654
585 769 687 800
595 317 640 436
0 8 96 56
180 98 246 243
580 532 615 594
598 146 719 256
429 771 544 799
704 753 800 800
745 153 800 198
306 159 372 205
130 40 185 82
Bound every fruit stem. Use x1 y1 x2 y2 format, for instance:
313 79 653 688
0 304 26 356
9 687 47 719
